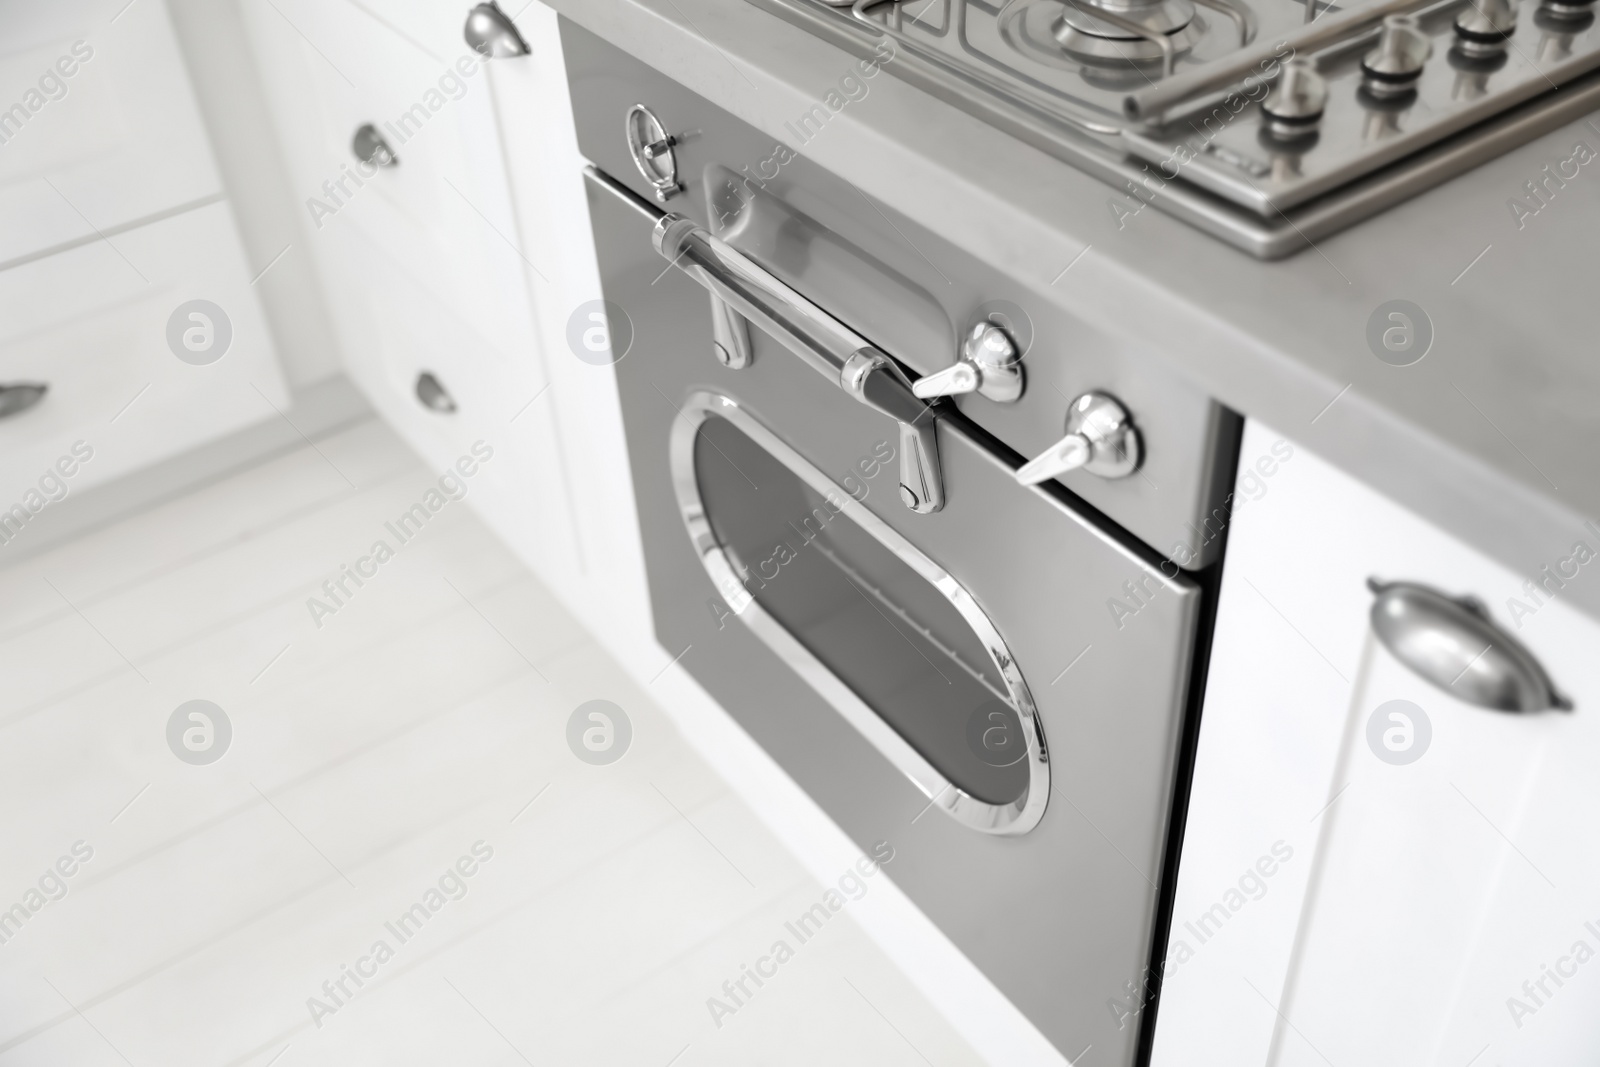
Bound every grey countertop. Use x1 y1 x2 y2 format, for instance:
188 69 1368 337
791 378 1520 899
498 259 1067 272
541 0 1600 620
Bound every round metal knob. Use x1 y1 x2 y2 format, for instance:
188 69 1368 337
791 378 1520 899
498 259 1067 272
1454 0 1519 55
625 104 681 203
1362 14 1433 96
463 2 529 58
1536 0 1596 23
911 321 1024 403
1261 60 1328 138
1014 392 1140 485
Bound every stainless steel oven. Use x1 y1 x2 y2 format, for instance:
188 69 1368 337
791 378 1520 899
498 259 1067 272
567 20 1238 1065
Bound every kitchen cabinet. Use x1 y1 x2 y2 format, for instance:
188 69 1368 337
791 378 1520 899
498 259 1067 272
1151 420 1600 1067
485 4 659 641
0 203 289 503
237 0 588 588
244 0 532 356
0 0 288 509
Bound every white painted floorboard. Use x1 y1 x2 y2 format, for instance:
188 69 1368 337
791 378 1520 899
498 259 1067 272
0 417 983 1067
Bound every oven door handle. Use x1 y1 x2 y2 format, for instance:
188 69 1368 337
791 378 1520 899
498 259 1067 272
652 213 944 514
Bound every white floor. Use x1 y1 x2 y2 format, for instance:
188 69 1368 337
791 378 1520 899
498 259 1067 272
0 416 983 1066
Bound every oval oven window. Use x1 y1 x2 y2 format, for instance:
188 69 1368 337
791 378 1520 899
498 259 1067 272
671 391 1048 834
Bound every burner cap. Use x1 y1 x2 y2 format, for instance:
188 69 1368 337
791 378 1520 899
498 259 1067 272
1051 0 1202 63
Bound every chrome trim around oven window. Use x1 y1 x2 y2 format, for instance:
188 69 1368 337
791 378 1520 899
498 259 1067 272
670 389 1050 835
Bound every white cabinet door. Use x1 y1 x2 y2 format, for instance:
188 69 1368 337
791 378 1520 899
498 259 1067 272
1272 627 1595 1067
0 0 224 267
238 0 537 358
1151 420 1600 1067
238 0 586 581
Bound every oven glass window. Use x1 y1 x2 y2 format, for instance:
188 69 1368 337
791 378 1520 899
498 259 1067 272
694 415 1029 806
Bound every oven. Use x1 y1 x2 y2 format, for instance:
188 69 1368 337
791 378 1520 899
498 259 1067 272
566 20 1239 1065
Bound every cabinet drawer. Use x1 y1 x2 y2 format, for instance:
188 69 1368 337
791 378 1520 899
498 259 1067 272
242 0 535 359
0 201 288 503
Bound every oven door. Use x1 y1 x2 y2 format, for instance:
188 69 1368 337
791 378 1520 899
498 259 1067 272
586 167 1203 1066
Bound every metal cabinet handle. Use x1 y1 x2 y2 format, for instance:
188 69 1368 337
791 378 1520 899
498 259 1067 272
415 372 457 413
1368 578 1571 712
463 2 528 57
0 383 47 420
352 124 398 167
652 213 944 513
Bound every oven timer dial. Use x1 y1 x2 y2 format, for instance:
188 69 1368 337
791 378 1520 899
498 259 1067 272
625 104 682 203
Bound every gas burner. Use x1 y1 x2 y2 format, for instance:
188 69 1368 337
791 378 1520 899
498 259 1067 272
1053 0 1204 65
998 0 1204 71
770 0 1600 256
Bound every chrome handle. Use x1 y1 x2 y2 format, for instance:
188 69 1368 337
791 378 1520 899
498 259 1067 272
912 321 1024 403
1015 391 1140 485
0 382 48 420
653 213 943 513
708 292 752 369
1368 579 1570 712
463 2 528 57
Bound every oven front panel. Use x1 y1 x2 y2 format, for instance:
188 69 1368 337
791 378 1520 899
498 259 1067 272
561 19 1239 570
587 169 1203 1066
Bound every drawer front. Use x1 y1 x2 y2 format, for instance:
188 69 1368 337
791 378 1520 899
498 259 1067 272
312 221 582 581
243 0 536 361
0 202 287 507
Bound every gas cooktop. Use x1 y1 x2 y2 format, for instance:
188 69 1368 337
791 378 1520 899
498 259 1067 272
753 0 1600 256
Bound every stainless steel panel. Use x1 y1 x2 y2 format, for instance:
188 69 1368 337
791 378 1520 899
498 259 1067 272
562 18 1239 569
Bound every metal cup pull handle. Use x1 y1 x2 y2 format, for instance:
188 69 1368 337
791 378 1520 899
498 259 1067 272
1368 578 1571 712
0 383 48 420
463 2 529 57
415 371 457 414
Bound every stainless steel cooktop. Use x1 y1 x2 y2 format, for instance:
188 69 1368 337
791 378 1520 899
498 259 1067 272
753 0 1600 255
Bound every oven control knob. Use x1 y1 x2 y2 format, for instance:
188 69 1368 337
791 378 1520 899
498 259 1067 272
912 322 1024 403
1361 15 1433 96
1015 391 1140 485
625 104 682 203
1454 0 1518 56
1261 60 1328 138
